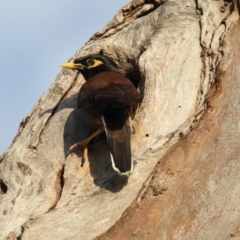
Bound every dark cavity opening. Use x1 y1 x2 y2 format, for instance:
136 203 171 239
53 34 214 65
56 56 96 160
0 179 8 194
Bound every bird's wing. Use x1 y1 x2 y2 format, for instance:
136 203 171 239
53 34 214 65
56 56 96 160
93 82 141 108
78 81 141 111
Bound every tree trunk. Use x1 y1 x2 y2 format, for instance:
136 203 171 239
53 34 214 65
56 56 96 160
1 0 240 239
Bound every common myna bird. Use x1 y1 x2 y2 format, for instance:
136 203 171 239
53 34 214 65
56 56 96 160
62 54 141 173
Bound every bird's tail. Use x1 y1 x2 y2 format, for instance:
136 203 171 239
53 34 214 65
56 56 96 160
102 107 133 173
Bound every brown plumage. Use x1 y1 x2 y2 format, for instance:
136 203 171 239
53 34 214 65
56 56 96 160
62 54 141 173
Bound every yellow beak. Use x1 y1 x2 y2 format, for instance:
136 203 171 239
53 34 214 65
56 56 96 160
61 62 84 70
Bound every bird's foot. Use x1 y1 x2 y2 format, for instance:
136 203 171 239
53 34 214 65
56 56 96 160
68 126 105 167
69 140 88 153
69 142 89 167
68 126 105 153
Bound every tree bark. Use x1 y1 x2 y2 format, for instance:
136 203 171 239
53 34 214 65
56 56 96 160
1 0 239 239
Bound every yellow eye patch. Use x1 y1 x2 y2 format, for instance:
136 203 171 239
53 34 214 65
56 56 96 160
87 59 103 69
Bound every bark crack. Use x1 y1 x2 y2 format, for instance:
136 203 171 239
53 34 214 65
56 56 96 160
88 0 167 42
17 226 24 240
196 0 235 119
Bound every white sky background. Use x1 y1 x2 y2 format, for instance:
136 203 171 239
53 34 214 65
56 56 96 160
0 0 129 154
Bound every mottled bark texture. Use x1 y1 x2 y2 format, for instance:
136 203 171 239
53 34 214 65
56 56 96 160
0 0 239 239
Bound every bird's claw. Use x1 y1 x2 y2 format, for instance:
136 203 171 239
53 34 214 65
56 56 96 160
68 142 86 153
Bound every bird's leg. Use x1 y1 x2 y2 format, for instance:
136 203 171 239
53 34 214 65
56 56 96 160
69 126 105 153
81 145 89 167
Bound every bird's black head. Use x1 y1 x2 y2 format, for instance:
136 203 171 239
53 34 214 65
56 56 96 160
62 54 121 80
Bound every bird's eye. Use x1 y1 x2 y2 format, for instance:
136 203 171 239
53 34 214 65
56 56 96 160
86 58 95 66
